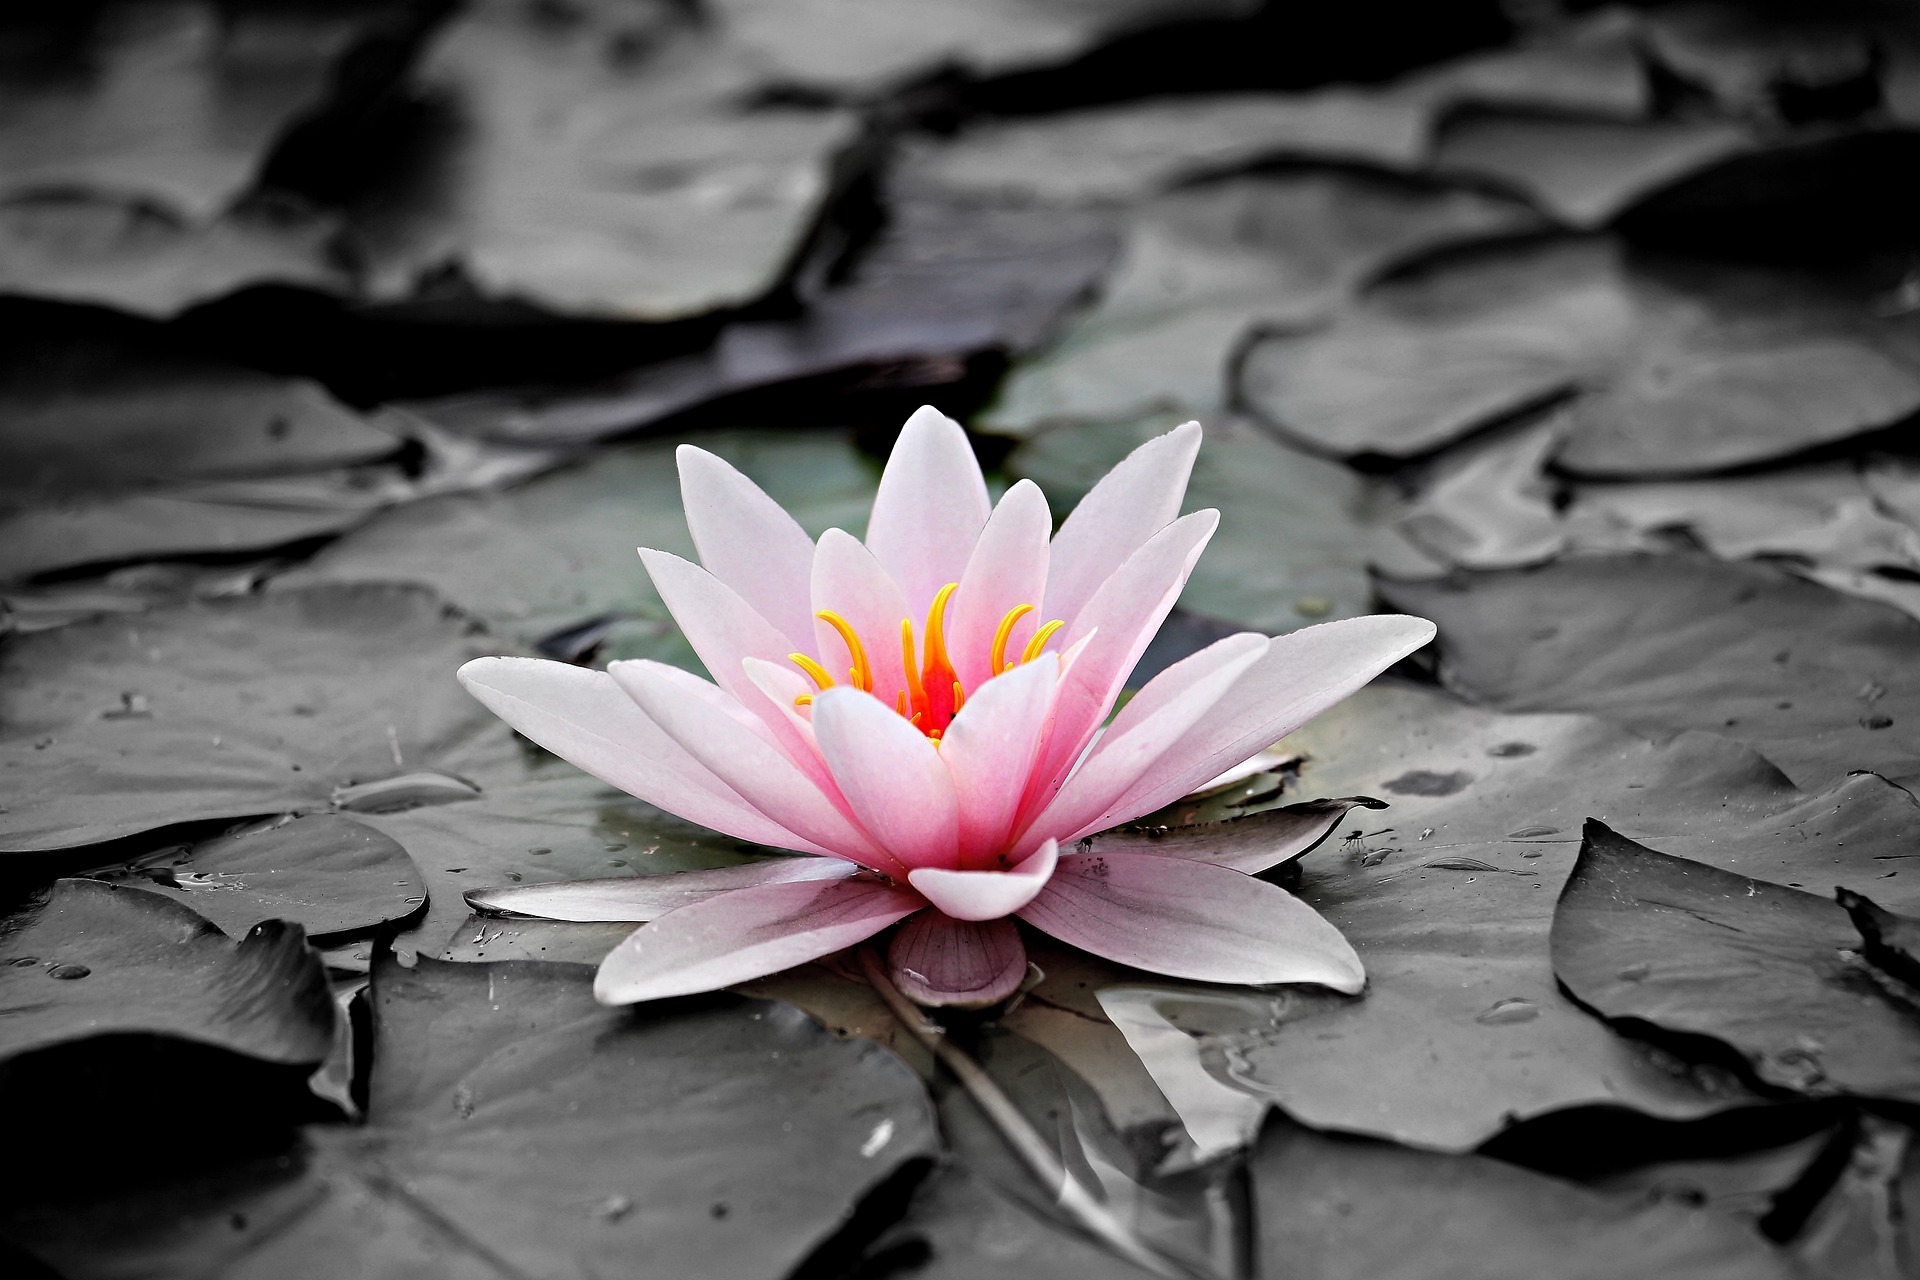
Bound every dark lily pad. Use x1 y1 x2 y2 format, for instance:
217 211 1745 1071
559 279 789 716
1639 1 1878 120
1250 1110 1802 1280
1099 682 1920 1151
0 583 504 851
1381 554 1920 789
0 878 335 1069
1839 887 1920 991
2 957 940 1280
82 813 425 943
1552 820 1920 1103
1238 236 1920 475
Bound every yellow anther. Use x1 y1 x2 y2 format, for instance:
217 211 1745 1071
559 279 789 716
793 693 813 708
989 603 1035 675
900 618 922 716
815 610 872 692
1020 619 1065 665
951 681 964 712
896 690 908 717
789 652 835 692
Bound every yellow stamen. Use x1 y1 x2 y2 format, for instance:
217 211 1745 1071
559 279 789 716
1021 619 1065 665
923 582 957 677
989 603 1035 675
896 690 908 717
951 681 964 712
815 610 872 692
900 618 923 719
789 652 835 692
794 693 814 707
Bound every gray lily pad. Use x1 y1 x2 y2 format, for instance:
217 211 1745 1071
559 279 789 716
1011 414 1388 632
281 427 876 662
1239 236 1920 475
0 878 335 1068
354 0 858 319
1552 820 1920 1103
1251 1110 1802 1280
82 813 426 943
983 171 1541 434
0 583 504 851
2 956 941 1280
1381 554 1920 789
1100 681 1920 1151
1639 2 1878 119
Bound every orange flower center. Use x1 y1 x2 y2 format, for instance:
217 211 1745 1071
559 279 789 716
788 582 1063 741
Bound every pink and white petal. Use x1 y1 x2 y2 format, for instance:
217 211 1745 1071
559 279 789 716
593 876 923 1004
609 659 890 869
810 686 961 871
937 655 1059 866
1020 509 1219 820
863 405 992 614
811 528 913 707
908 840 1057 922
457 657 821 854
1073 615 1437 833
943 479 1051 692
1017 851 1364 992
887 914 1029 1008
1043 420 1201 629
466 858 858 921
1031 633 1268 843
676 445 818 649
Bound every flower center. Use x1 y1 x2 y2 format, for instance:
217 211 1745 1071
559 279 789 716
788 582 1063 741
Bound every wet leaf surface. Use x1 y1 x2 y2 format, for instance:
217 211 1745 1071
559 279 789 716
0 878 335 1068
1383 554 1920 789
1552 820 1920 1104
2 956 940 1280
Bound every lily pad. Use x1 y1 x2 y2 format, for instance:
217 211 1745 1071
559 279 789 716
1250 1110 1802 1280
1238 236 1920 475
1552 820 1920 1104
0 583 503 851
1381 554 1920 789
2 956 941 1280
82 813 425 943
0 878 335 1069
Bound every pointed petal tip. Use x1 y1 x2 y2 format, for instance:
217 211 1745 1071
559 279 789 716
907 840 1058 921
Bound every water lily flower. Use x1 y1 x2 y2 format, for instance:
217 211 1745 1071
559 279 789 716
459 408 1434 1007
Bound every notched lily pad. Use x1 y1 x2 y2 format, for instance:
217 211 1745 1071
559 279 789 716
1552 820 1920 1104
0 879 335 1069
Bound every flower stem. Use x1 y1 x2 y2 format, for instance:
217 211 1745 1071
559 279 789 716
858 946 1187 1279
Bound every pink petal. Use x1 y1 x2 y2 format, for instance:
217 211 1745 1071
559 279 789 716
1043 420 1201 629
467 858 858 921
1072 615 1437 832
937 654 1060 866
457 657 821 854
1020 509 1220 825
811 528 913 709
810 685 961 871
1018 851 1364 992
863 405 992 614
1030 633 1268 844
593 876 922 1004
609 659 889 869
943 479 1051 692
676 445 818 650
887 914 1029 1008
908 840 1058 922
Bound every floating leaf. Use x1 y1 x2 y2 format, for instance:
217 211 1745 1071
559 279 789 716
1552 820 1920 1103
0 879 334 1069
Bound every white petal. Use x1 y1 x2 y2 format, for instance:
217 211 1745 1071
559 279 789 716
677 445 818 649
810 685 961 871
1044 420 1201 628
909 840 1058 921
864 405 992 615
466 859 858 921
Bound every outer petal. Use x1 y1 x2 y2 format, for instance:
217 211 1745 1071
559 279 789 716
943 479 1051 692
811 528 913 708
1073 615 1437 832
1018 851 1365 992
676 445 818 650
593 876 922 1004
810 685 961 871
887 914 1028 1008
466 858 858 921
1043 420 1201 629
936 655 1059 867
864 405 992 614
456 657 821 854
1030 633 1267 844
609 659 889 869
909 840 1058 922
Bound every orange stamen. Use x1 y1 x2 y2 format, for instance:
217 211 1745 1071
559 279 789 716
989 604 1034 675
901 619 926 722
951 681 964 712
